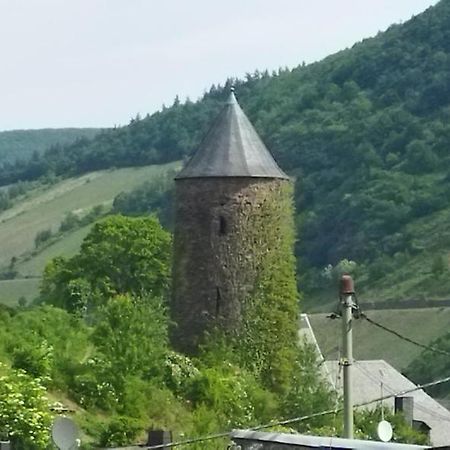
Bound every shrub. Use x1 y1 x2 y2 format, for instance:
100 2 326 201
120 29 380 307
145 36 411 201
34 228 52 248
0 363 53 448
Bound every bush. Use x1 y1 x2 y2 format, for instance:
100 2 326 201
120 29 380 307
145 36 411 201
11 339 53 378
98 416 143 447
34 228 52 248
59 211 80 232
0 363 53 448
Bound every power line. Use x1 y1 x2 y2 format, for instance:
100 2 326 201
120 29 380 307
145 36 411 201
360 312 450 357
145 375 450 449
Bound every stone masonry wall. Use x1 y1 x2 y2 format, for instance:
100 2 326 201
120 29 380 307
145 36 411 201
171 177 292 353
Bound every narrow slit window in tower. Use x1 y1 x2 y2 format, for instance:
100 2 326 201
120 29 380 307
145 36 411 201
219 216 227 235
215 286 222 316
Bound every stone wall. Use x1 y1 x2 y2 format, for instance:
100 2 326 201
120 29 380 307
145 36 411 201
171 177 294 352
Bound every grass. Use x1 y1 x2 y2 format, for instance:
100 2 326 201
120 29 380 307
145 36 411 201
0 162 179 271
0 162 180 306
309 307 450 371
17 225 93 277
0 279 40 306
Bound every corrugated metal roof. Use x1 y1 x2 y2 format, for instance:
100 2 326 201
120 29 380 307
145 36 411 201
231 430 429 449
175 90 288 179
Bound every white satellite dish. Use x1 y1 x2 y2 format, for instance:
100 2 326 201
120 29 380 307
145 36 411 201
52 417 79 450
377 420 393 442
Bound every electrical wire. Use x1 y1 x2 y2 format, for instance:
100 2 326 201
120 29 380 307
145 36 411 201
360 312 450 357
145 375 450 449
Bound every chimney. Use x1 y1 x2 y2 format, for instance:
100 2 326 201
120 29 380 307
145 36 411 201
395 396 414 426
147 430 172 448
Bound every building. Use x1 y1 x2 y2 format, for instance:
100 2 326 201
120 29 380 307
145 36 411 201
326 359 450 447
171 89 293 352
300 314 450 446
231 430 430 449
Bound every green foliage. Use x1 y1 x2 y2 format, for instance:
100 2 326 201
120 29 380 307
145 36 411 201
164 351 200 396
186 362 276 428
0 128 100 164
11 338 53 378
406 330 450 399
34 228 52 248
113 169 176 228
91 294 168 379
0 363 53 448
355 407 428 444
41 215 171 311
236 183 299 393
59 211 80 232
3 306 90 388
69 294 169 411
431 254 446 277
281 342 336 432
98 416 143 447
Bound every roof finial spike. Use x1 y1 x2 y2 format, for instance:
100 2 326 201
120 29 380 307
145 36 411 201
227 86 237 105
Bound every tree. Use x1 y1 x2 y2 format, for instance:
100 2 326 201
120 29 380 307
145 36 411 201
69 294 169 411
91 294 168 378
431 254 446 278
41 215 171 312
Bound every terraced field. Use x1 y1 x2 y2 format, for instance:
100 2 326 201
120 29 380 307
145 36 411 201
0 162 179 305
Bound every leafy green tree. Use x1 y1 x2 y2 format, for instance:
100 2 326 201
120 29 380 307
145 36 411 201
4 306 90 388
405 140 438 174
431 254 446 277
41 215 171 311
91 294 168 379
70 294 169 411
281 342 336 432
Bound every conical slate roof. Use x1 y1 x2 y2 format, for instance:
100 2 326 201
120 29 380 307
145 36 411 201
175 91 288 179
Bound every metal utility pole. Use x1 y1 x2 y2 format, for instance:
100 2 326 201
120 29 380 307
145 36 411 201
340 274 355 439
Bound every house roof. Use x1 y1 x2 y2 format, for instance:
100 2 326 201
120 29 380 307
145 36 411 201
175 90 288 180
231 430 429 449
326 360 450 447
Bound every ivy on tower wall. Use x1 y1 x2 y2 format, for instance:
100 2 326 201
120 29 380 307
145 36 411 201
172 178 299 391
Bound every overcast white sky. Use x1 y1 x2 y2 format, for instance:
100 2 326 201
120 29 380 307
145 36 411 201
0 0 439 131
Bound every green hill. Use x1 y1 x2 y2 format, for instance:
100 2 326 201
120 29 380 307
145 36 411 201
309 308 450 372
1 1 450 304
0 162 179 305
0 128 101 163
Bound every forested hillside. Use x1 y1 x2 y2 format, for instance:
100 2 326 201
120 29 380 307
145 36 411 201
0 128 100 163
2 0 450 300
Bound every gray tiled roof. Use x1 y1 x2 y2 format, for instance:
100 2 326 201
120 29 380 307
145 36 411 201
175 91 288 179
326 360 450 447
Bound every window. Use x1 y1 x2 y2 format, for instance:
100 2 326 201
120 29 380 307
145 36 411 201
219 216 227 235
216 287 221 316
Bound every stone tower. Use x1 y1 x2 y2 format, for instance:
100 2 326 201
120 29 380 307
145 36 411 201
172 90 293 353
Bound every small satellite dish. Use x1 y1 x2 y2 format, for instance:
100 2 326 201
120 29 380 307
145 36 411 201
52 417 79 450
377 420 393 442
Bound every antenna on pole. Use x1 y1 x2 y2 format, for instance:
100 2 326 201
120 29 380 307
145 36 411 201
377 369 393 442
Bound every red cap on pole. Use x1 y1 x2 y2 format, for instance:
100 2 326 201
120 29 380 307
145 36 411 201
340 274 355 295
